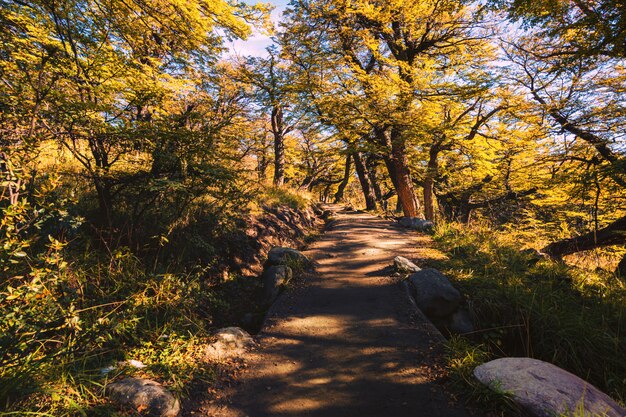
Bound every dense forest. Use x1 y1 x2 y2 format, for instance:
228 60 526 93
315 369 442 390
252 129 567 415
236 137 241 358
1 0 625 415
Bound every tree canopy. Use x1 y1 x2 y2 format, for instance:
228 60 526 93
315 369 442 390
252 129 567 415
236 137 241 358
1 0 626 413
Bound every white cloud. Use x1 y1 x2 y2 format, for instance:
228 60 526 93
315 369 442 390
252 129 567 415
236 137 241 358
224 2 286 58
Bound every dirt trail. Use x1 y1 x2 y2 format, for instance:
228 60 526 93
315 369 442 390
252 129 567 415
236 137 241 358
213 206 471 417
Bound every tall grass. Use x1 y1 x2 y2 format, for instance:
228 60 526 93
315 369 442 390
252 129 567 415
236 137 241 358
431 222 626 405
0 149 270 415
255 186 311 211
0 241 221 415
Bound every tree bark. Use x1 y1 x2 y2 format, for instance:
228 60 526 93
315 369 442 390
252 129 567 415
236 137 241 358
374 127 420 216
257 145 270 182
542 216 626 260
423 144 440 221
382 155 400 210
389 128 420 217
271 105 285 186
353 152 377 210
438 176 493 222
334 153 352 203
366 155 384 205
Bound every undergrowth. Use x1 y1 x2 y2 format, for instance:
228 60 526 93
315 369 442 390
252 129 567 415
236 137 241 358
431 222 626 411
256 186 311 211
0 242 219 416
0 162 314 415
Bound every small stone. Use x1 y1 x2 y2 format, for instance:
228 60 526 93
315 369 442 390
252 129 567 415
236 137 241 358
214 327 254 349
106 378 180 417
393 256 421 273
206 327 255 360
124 359 146 369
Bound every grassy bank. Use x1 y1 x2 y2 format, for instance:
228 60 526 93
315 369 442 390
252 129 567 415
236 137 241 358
428 222 626 415
0 171 314 416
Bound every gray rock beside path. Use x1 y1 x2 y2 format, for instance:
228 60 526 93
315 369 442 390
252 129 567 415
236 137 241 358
398 217 434 231
393 256 421 274
206 327 255 360
446 308 474 334
408 268 462 318
106 378 180 417
474 357 626 417
266 247 311 271
263 265 293 302
214 327 255 348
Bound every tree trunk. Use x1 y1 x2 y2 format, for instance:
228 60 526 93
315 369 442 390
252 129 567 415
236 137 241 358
542 216 626 260
334 153 352 203
366 155 384 206
353 152 377 210
93 176 112 228
423 145 440 221
389 128 420 217
381 155 402 213
617 253 626 276
257 147 269 182
271 105 285 186
373 126 419 216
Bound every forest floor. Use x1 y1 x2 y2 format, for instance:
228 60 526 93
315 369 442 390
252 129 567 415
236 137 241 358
201 206 473 417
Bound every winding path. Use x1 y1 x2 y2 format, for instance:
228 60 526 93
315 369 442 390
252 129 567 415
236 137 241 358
216 207 471 417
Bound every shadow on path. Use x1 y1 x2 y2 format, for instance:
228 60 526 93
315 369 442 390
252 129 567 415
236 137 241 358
211 207 471 417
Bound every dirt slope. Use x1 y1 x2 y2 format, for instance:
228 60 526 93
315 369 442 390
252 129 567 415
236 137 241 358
210 206 471 417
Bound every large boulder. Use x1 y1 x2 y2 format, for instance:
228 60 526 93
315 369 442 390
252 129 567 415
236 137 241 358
393 256 421 274
263 265 293 302
398 217 434 232
205 327 255 360
408 269 462 317
266 247 311 271
106 378 180 417
474 357 626 417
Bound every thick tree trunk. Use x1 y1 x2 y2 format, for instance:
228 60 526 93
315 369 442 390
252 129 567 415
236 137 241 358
389 128 420 217
353 152 377 210
542 216 626 260
423 178 435 221
334 153 352 203
373 126 420 216
271 105 285 186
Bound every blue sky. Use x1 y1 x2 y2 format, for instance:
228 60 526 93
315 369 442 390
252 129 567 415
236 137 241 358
227 0 289 57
